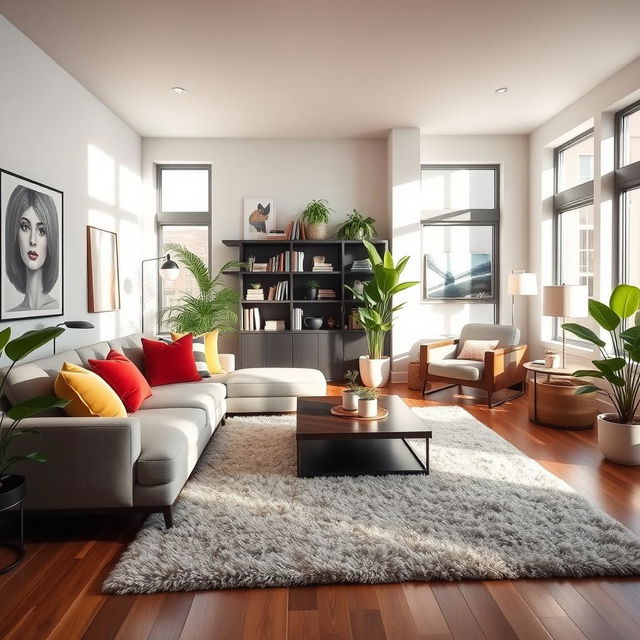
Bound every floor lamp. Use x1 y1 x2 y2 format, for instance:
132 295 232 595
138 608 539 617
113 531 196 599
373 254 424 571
141 254 180 334
507 271 537 326
53 321 95 354
542 285 588 368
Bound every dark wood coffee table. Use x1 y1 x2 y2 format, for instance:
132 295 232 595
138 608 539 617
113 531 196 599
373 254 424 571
296 395 432 477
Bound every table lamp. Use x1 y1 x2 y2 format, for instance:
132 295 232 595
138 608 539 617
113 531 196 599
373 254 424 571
542 285 589 368
507 271 537 325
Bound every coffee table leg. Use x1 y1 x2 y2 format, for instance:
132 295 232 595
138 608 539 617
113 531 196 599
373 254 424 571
425 437 430 475
297 440 302 477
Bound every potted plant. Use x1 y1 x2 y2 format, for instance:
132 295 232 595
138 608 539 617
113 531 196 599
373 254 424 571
159 243 244 338
563 283 640 465
305 279 320 301
357 386 379 417
336 210 377 241
346 240 419 387
0 325 68 560
343 370 360 411
250 283 262 290
301 199 332 240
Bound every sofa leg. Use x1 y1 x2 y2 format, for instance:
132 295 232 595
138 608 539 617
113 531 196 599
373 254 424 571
220 414 226 426
162 506 173 529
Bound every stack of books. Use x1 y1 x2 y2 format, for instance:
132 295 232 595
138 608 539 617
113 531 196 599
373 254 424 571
293 308 304 330
249 262 269 272
242 307 262 331
263 251 304 272
245 288 264 300
318 289 336 299
350 258 372 271
312 256 334 272
270 280 288 300
264 320 286 331
285 216 307 240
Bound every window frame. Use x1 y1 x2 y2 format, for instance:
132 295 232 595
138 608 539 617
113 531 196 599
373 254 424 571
156 164 213 334
419 163 500 322
615 99 640 171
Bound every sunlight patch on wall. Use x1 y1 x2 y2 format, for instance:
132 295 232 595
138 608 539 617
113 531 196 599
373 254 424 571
88 144 115 206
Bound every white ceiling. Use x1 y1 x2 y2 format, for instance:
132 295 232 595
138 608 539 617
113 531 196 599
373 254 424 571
2 0 640 138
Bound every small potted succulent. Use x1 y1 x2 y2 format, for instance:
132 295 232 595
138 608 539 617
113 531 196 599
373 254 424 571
336 209 377 241
305 279 320 301
357 386 379 418
250 283 262 289
343 370 360 411
301 199 332 240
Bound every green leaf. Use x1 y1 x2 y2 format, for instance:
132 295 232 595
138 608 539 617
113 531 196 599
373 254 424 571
0 327 11 354
610 284 640 319
593 357 626 372
561 323 606 347
573 369 606 378
388 281 419 296
362 240 382 266
629 347 640 362
575 385 601 395
395 255 410 275
588 299 619 331
7 396 68 420
4 327 65 362
382 249 394 269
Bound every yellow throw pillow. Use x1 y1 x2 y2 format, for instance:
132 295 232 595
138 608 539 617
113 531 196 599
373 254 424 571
54 362 127 418
171 330 225 374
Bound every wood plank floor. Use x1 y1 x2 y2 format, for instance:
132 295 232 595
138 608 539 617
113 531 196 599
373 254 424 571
1 382 640 639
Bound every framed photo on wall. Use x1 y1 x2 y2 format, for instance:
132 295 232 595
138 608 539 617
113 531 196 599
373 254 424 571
243 196 276 239
87 226 120 312
0 169 63 320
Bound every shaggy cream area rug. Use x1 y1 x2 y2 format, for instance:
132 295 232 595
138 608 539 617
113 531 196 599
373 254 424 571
103 406 640 594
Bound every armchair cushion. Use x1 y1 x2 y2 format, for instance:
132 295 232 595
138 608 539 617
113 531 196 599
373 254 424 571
428 359 484 381
457 339 498 361
457 323 520 355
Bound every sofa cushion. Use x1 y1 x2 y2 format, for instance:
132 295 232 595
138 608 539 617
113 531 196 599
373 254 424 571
139 380 226 425
428 359 484 382
76 342 111 368
108 333 145 372
135 407 207 486
225 368 326 398
142 335 202 386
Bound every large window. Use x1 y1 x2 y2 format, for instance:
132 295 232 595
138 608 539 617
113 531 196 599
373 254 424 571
556 132 594 191
156 165 212 332
618 101 640 168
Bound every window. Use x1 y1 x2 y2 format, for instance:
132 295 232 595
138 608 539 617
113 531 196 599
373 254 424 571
420 165 499 322
618 101 640 168
558 203 595 296
621 187 640 287
156 165 212 332
556 132 594 191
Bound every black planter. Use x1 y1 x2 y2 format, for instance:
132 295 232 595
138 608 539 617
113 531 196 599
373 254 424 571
0 474 25 574
307 288 318 300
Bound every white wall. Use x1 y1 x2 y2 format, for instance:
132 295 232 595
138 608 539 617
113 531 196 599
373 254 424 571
141 137 388 347
0 17 142 359
528 55 640 363
389 130 529 380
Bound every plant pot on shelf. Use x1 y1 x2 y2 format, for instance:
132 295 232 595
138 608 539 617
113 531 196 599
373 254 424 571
597 414 640 465
359 355 390 388
358 397 378 418
342 390 358 411
305 222 328 240
307 288 318 300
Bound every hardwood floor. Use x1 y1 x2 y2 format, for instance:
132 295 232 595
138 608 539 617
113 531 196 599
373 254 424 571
1 382 640 639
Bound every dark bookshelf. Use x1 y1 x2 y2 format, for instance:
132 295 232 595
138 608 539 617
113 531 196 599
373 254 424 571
222 239 389 379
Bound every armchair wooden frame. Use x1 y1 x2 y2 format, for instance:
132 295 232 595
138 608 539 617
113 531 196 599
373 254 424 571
419 339 528 408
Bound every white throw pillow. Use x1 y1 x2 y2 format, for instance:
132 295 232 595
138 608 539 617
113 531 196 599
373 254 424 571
457 339 499 361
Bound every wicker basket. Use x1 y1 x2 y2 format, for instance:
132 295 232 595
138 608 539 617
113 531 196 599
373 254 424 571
528 376 597 428
305 222 328 240
408 361 423 390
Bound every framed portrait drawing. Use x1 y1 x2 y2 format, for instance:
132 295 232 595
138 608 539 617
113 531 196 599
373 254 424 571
87 226 120 312
0 169 63 320
243 196 276 239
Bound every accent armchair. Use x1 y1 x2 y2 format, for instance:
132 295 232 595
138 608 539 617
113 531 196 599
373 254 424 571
419 323 528 407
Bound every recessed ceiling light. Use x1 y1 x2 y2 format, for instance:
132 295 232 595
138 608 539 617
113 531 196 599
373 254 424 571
170 86 187 95
495 87 508 94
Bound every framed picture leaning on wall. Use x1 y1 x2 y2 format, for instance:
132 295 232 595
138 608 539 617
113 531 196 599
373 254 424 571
244 196 276 239
87 226 120 312
0 169 63 320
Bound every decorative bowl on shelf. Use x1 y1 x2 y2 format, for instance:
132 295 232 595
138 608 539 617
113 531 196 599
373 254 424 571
304 317 323 330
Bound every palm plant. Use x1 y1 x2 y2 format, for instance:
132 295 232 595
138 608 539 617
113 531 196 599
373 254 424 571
159 243 244 335
336 210 377 241
563 284 640 423
0 326 68 479
345 240 418 360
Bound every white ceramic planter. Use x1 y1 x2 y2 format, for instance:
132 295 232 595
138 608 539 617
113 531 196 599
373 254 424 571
342 390 358 411
597 414 640 465
359 355 390 388
358 398 378 418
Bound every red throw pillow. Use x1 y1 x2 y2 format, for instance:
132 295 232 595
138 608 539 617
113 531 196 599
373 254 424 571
89 349 152 412
141 335 202 387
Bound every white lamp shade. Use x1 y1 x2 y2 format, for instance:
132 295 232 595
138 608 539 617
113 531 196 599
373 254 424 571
542 285 588 318
508 272 537 295
160 267 180 282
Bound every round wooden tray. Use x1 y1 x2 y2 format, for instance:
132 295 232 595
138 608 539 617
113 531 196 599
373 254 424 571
330 405 389 420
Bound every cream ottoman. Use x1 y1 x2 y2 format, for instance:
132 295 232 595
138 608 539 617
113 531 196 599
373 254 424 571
224 367 327 413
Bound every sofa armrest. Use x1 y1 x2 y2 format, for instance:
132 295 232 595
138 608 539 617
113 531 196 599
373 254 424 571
219 353 236 372
9 416 141 510
483 344 528 389
419 339 459 370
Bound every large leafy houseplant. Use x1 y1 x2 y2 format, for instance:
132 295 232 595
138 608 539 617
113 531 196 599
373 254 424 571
336 210 377 241
563 284 640 423
345 241 418 386
301 199 332 240
0 326 68 482
159 243 244 335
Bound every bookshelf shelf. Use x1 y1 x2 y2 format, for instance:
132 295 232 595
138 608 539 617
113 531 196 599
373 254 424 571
223 238 389 378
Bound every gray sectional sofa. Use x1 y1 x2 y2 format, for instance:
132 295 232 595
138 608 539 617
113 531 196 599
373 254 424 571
2 333 325 527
